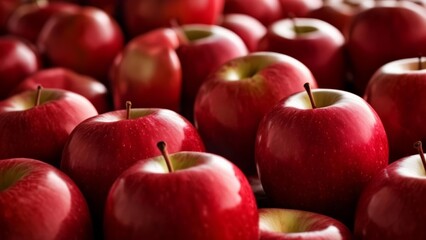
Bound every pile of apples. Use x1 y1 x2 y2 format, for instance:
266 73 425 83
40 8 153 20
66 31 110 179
1 0 426 239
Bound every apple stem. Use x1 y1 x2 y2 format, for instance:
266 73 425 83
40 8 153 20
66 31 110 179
288 13 299 34
157 141 174 173
170 19 189 45
419 56 423 70
414 141 426 171
304 82 317 109
126 101 132 120
34 85 42 107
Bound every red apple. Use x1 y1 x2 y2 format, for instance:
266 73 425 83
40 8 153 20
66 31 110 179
194 52 317 176
219 13 267 52
14 67 110 113
0 0 20 34
0 36 41 99
347 0 426 94
278 0 322 18
37 6 124 83
0 158 93 240
110 24 248 120
354 141 426 239
83 0 118 16
61 105 205 230
258 17 346 89
122 0 224 37
255 86 389 224
259 208 352 240
104 144 258 240
6 1 79 43
0 87 98 166
223 0 282 26
364 57 426 162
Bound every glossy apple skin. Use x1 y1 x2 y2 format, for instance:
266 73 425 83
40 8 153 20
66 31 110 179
0 158 93 240
224 0 281 26
37 6 124 83
0 89 98 166
256 89 389 224
104 151 258 240
259 208 352 240
347 1 426 94
0 36 41 99
364 58 426 162
194 52 317 176
219 13 267 52
258 18 346 89
122 0 224 37
278 0 322 17
177 24 248 121
6 2 79 43
110 28 182 112
354 154 426 239
14 67 110 113
61 108 205 228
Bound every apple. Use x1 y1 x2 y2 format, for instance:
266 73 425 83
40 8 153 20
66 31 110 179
278 0 322 18
122 0 224 37
223 0 282 26
0 87 98 166
347 0 426 94
219 13 267 52
6 1 79 44
307 0 374 39
0 0 20 34
0 36 41 99
0 158 93 240
354 141 426 239
194 52 317 176
259 208 352 240
83 0 118 16
364 57 426 162
37 6 124 83
110 24 248 120
13 67 110 113
255 85 389 224
104 142 258 240
258 17 346 89
61 104 205 232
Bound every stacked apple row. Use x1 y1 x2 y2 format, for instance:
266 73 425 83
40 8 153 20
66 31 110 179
1 0 426 239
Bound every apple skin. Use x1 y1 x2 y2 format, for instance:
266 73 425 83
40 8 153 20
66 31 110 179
177 24 248 121
104 151 258 240
0 158 93 240
259 208 352 240
13 67 110 113
223 0 282 26
364 57 426 162
354 153 426 239
194 52 317 176
122 0 224 37
0 88 98 166
278 0 322 18
219 13 267 52
6 1 79 44
347 0 426 94
255 89 389 224
0 0 20 34
0 36 41 100
37 6 124 83
61 108 205 230
258 18 346 89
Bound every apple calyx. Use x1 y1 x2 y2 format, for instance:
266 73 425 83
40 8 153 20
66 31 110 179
170 19 189 45
34 85 42 107
303 82 317 109
126 101 132 120
414 141 426 171
157 141 174 173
